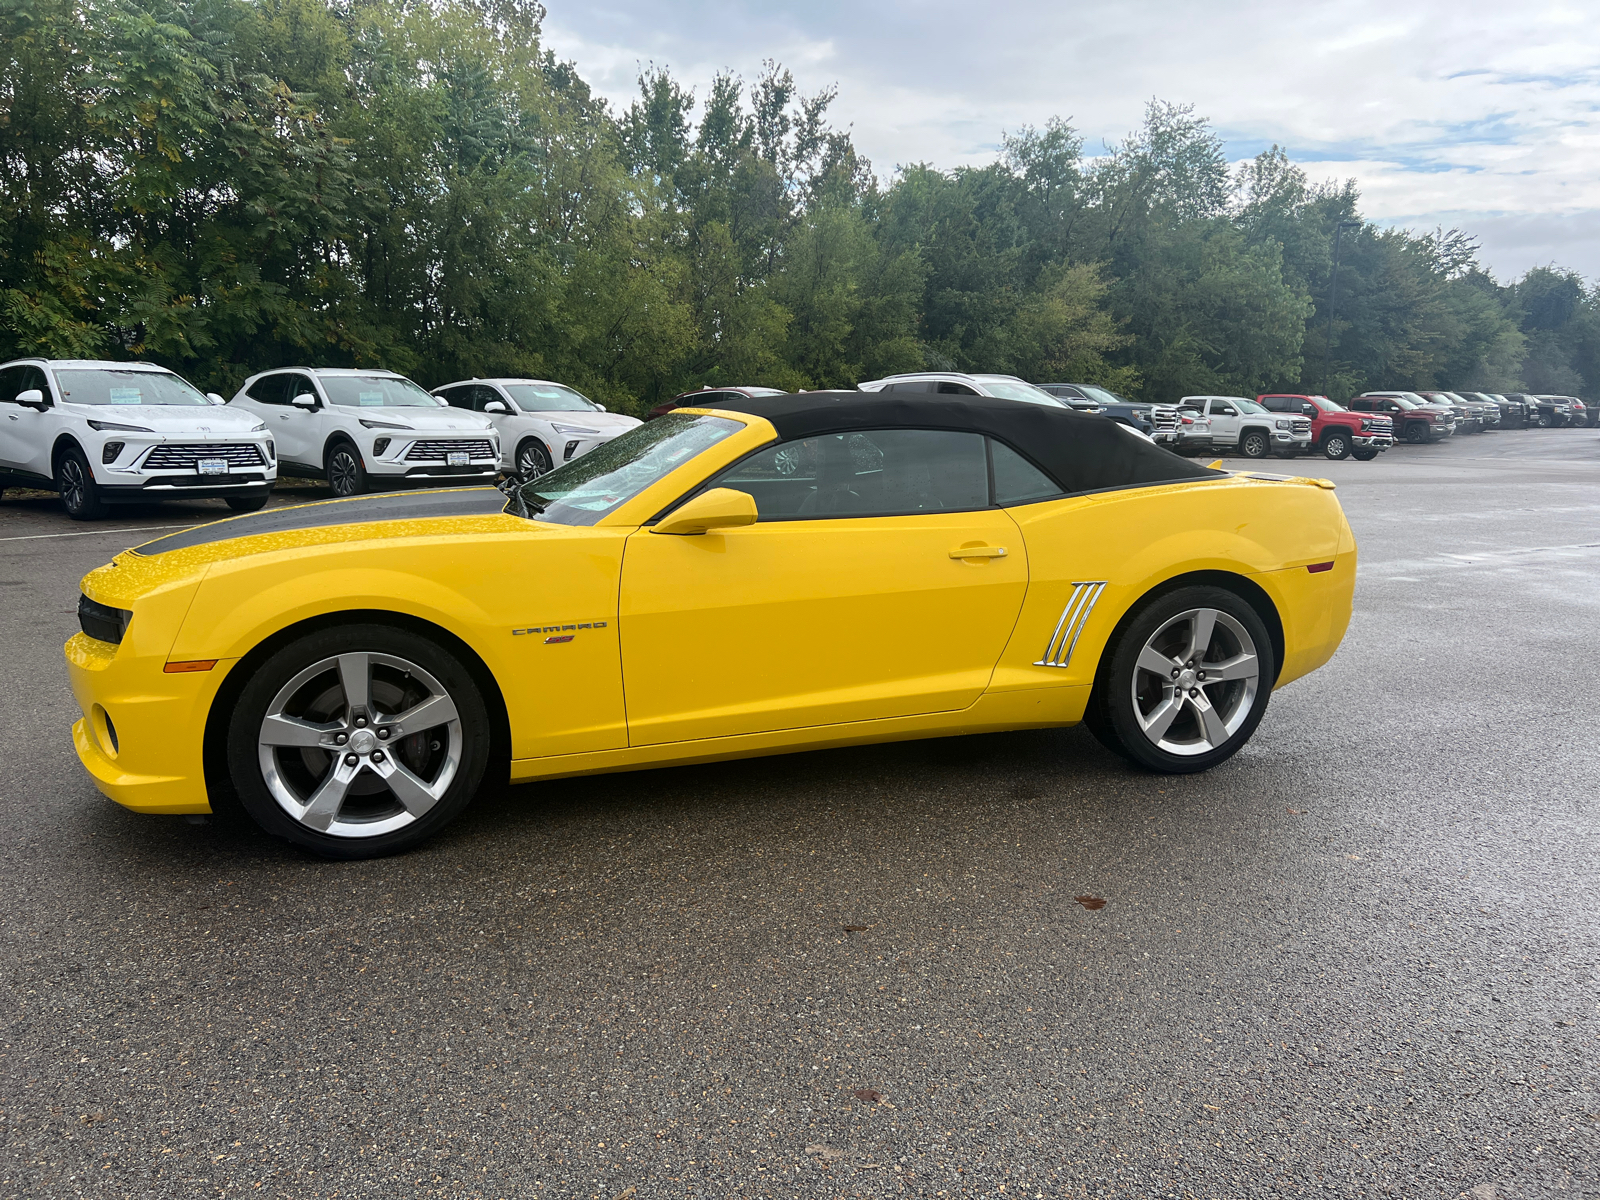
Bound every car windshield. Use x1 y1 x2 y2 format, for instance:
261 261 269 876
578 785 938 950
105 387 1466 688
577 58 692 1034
321 375 441 407
1307 396 1344 412
1235 398 1270 414
514 412 741 526
503 382 599 412
54 368 211 406
1071 384 1123 406
971 376 1065 407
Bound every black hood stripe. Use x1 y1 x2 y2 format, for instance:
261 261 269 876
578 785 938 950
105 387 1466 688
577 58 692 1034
132 488 511 555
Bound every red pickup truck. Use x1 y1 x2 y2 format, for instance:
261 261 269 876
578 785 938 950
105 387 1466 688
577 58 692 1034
1257 394 1395 460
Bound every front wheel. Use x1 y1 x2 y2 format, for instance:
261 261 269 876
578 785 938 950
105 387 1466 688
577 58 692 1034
1536 412 1553 428
1406 422 1431 444
1085 585 1275 774
327 442 368 497
516 438 553 480
225 624 492 858
226 494 270 513
57 444 107 520
1321 431 1351 460
1239 430 1271 459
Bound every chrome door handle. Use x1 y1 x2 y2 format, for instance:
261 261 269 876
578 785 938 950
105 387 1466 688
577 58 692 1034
949 545 1007 559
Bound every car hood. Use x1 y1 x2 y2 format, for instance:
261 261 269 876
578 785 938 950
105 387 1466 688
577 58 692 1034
62 404 266 434
79 489 542 611
521 410 640 430
367 408 495 432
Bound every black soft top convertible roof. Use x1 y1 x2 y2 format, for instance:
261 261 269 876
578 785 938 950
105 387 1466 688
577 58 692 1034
704 390 1219 495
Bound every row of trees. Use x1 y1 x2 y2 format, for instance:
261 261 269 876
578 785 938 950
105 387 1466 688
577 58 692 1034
4 0 1598 414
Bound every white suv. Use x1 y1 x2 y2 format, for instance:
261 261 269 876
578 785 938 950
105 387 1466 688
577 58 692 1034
857 371 1069 407
229 368 498 497
1177 395 1311 458
0 358 276 520
431 378 641 478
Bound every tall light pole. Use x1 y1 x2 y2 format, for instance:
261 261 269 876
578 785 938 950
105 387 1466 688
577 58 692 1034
1321 219 1361 397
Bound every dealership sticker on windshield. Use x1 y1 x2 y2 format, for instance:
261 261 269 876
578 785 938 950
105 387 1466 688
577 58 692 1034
108 388 142 404
359 391 384 406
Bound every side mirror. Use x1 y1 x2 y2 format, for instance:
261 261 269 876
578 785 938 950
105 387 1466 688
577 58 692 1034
291 392 318 409
207 392 226 404
14 388 47 410
1302 403 1315 415
652 487 758 536
483 400 509 414
596 403 607 411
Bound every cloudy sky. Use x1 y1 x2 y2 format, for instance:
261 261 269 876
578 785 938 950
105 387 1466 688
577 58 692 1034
541 0 1600 282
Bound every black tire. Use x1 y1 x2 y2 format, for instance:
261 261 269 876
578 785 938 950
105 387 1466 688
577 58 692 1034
224 623 492 858
1321 431 1352 460
1085 584 1276 774
326 441 368 497
1351 449 1379 461
1406 422 1430 444
1536 411 1552 428
516 438 553 480
1239 429 1271 459
225 494 270 513
57 443 107 520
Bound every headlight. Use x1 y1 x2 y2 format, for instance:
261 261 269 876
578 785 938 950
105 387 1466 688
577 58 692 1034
1275 418 1293 429
249 421 267 433
551 422 600 436
87 419 154 433
359 418 414 431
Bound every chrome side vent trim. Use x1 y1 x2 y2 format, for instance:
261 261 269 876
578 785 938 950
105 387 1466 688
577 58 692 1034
1035 581 1107 668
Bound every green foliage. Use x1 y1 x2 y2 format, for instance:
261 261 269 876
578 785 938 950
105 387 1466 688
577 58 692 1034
0 0 1585 405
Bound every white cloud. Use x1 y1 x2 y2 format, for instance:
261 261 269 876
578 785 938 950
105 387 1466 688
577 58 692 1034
542 0 1600 279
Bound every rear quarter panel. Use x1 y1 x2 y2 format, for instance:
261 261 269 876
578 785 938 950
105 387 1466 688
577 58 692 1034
992 477 1355 695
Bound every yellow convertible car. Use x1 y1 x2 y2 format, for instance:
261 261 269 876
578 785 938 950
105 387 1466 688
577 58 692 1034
66 392 1355 857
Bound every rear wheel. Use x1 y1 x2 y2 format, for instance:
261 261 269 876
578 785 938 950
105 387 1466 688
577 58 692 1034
1321 431 1351 460
1239 429 1271 459
1352 449 1379 461
1086 585 1275 774
327 441 367 497
225 624 491 858
57 444 107 520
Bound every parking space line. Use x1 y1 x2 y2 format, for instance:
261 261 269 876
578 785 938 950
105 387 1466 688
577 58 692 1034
0 523 194 544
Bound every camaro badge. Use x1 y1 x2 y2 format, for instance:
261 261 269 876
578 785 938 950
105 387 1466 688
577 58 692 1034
513 620 607 642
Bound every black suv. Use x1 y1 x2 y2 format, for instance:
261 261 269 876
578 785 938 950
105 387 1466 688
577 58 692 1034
1036 383 1156 435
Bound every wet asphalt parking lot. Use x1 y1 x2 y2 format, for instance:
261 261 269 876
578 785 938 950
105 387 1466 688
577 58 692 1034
2 430 1598 1200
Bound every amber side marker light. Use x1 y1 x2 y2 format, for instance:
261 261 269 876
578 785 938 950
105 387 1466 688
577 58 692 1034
1306 562 1335 574
163 660 218 673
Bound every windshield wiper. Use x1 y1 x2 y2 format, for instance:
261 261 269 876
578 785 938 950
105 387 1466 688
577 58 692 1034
496 476 544 518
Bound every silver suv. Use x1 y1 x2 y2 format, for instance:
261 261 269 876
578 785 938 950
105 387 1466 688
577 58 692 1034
857 372 1069 406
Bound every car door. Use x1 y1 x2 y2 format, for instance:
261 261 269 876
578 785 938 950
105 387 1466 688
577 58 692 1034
0 364 56 479
1208 399 1241 444
250 373 320 469
618 428 1030 746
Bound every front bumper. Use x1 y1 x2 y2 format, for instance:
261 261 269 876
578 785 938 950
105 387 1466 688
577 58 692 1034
65 632 222 814
1353 433 1394 449
100 477 272 502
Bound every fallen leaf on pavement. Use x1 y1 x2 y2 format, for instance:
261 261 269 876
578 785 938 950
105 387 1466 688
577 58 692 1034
610 1189 637 1200
1074 895 1107 910
1286 807 1304 814
842 925 868 932
804 1143 844 1162
853 1087 887 1103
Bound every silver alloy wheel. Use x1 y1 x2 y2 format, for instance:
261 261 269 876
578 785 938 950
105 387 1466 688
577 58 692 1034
1130 607 1260 757
59 456 88 510
256 651 463 838
517 440 551 480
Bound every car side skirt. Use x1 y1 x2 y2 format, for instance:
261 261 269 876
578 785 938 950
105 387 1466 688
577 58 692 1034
506 684 1091 784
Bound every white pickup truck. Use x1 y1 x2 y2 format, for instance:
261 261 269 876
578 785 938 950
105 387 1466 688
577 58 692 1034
1177 395 1312 459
